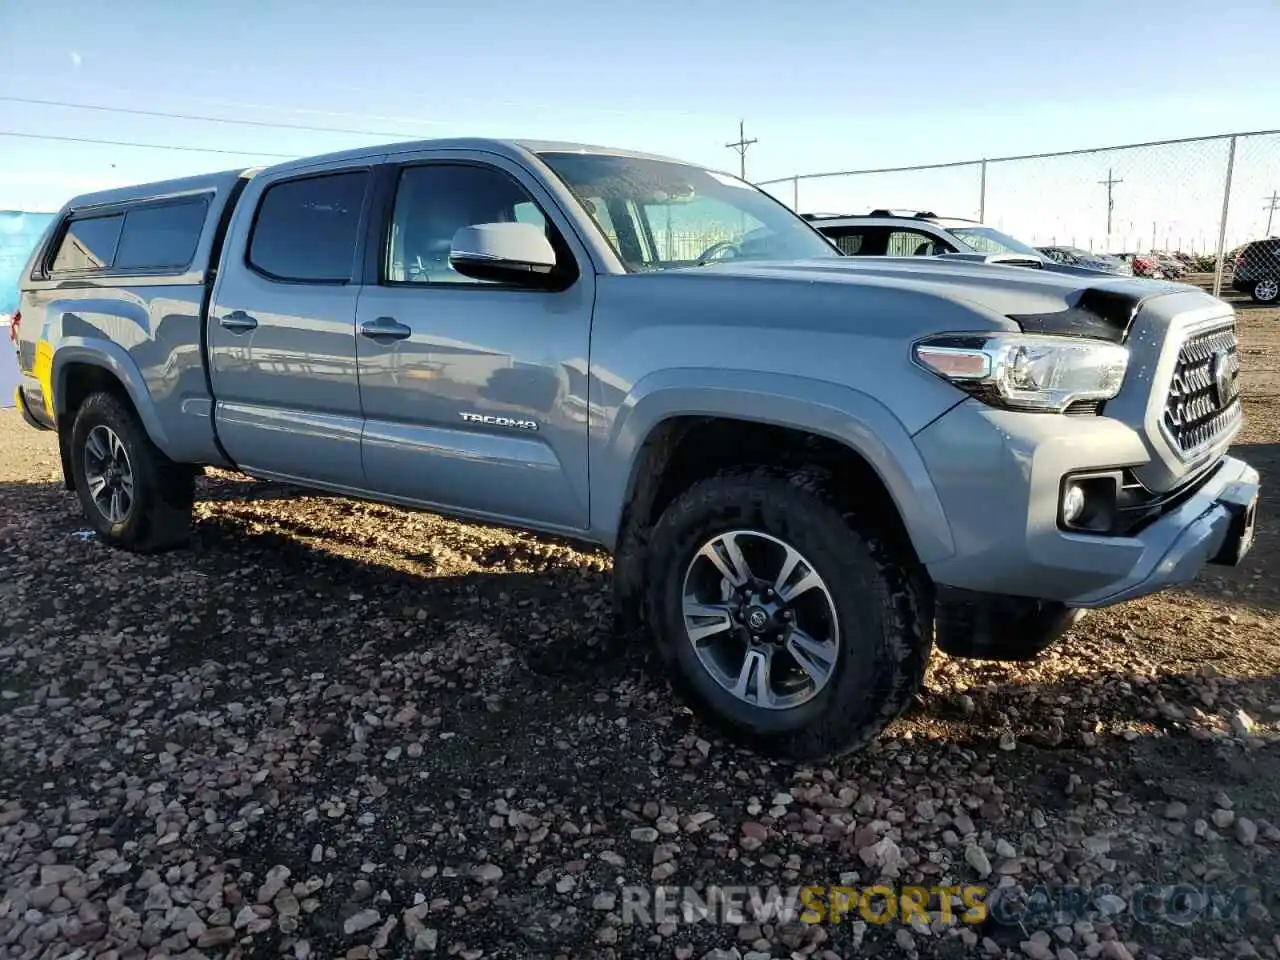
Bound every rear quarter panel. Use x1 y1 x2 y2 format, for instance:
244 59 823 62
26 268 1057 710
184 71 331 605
23 278 225 463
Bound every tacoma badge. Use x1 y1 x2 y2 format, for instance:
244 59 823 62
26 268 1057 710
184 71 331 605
459 412 540 431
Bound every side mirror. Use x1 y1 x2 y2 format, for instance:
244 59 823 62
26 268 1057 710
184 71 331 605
449 222 559 287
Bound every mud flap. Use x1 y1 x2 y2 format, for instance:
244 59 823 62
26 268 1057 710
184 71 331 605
935 587 1088 661
15 386 51 432
57 422 75 490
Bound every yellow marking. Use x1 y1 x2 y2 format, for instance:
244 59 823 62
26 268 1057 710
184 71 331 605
34 339 54 419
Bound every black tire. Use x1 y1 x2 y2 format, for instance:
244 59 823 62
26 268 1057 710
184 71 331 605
644 467 932 760
1250 279 1280 304
69 391 195 551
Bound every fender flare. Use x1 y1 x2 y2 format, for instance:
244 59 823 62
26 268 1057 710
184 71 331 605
593 367 956 564
51 338 172 454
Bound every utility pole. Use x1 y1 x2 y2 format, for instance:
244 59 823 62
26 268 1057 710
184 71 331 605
1098 168 1123 237
1265 190 1280 236
726 120 757 180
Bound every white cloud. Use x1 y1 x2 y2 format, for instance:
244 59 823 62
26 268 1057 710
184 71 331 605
70 52 82 68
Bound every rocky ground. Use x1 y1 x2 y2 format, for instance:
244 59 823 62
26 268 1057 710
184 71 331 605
2 299 1278 960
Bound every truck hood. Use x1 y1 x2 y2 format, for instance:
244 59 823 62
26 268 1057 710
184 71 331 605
683 256 1201 343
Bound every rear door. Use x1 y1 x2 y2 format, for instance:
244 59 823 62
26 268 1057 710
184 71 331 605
352 150 595 532
208 159 379 486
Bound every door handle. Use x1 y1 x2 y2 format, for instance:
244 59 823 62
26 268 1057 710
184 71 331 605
360 317 412 341
219 310 258 333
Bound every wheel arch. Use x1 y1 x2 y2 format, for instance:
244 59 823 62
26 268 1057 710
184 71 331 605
53 341 171 452
600 369 957 634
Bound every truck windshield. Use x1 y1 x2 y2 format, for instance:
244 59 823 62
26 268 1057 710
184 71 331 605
947 226 1044 259
538 152 836 270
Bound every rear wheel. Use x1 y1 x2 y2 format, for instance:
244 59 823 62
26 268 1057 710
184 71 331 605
1251 278 1279 304
69 391 195 551
645 467 932 760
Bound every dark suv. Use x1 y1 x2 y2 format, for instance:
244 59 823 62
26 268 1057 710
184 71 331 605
1231 237 1280 303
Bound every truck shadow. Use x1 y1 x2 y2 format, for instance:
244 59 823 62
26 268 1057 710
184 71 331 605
196 473 335 504
7 474 1278 960
1175 440 1279 615
185 497 630 679
2 473 1274 772
161 498 1280 761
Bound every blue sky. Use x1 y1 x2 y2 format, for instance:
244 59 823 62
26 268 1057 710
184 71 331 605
1 0 1278 242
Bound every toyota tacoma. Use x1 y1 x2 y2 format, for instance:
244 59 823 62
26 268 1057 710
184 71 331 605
11 138 1260 759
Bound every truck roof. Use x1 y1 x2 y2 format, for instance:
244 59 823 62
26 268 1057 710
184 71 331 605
58 138 720 214
62 167 257 214
255 137 697 177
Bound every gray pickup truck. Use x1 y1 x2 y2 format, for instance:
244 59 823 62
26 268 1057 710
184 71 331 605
11 138 1260 759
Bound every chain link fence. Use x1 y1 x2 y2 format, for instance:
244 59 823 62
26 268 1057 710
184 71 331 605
756 130 1280 300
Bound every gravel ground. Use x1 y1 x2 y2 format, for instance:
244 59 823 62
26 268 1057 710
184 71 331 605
2 299 1279 960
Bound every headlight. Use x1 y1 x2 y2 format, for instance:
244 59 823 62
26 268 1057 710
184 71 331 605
913 333 1129 412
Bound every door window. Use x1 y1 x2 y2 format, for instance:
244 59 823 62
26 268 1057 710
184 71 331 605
821 228 866 256
247 171 369 282
385 164 559 285
887 230 943 256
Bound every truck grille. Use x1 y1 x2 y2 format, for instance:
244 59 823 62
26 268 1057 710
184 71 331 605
1162 323 1242 457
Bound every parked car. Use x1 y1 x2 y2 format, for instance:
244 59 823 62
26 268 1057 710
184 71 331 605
803 211 1123 279
805 210 1041 260
12 138 1259 760
1231 236 1280 303
1150 253 1188 279
1116 253 1164 279
1037 245 1133 276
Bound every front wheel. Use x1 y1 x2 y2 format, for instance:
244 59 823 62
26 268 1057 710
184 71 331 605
69 391 195 551
1251 278 1279 304
645 467 932 760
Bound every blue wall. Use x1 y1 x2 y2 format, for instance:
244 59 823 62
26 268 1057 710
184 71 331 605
1 211 56 316
2 211 55 406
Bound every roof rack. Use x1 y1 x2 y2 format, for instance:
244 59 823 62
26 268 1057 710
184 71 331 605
868 208 938 219
802 210 983 223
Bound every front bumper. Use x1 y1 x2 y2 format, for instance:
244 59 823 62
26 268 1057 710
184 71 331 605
915 400 1260 609
1068 455 1256 606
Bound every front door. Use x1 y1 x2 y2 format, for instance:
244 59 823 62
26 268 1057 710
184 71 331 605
208 162 377 487
354 153 595 532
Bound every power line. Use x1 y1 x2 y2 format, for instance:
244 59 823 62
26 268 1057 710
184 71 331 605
754 128 1280 185
0 129 298 158
42 73 718 123
0 95 432 140
42 80 453 128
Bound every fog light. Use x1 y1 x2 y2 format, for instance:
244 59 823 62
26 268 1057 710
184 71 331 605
1062 484 1087 525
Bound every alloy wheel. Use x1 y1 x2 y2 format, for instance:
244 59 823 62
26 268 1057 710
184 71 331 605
681 529 840 710
83 424 135 524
